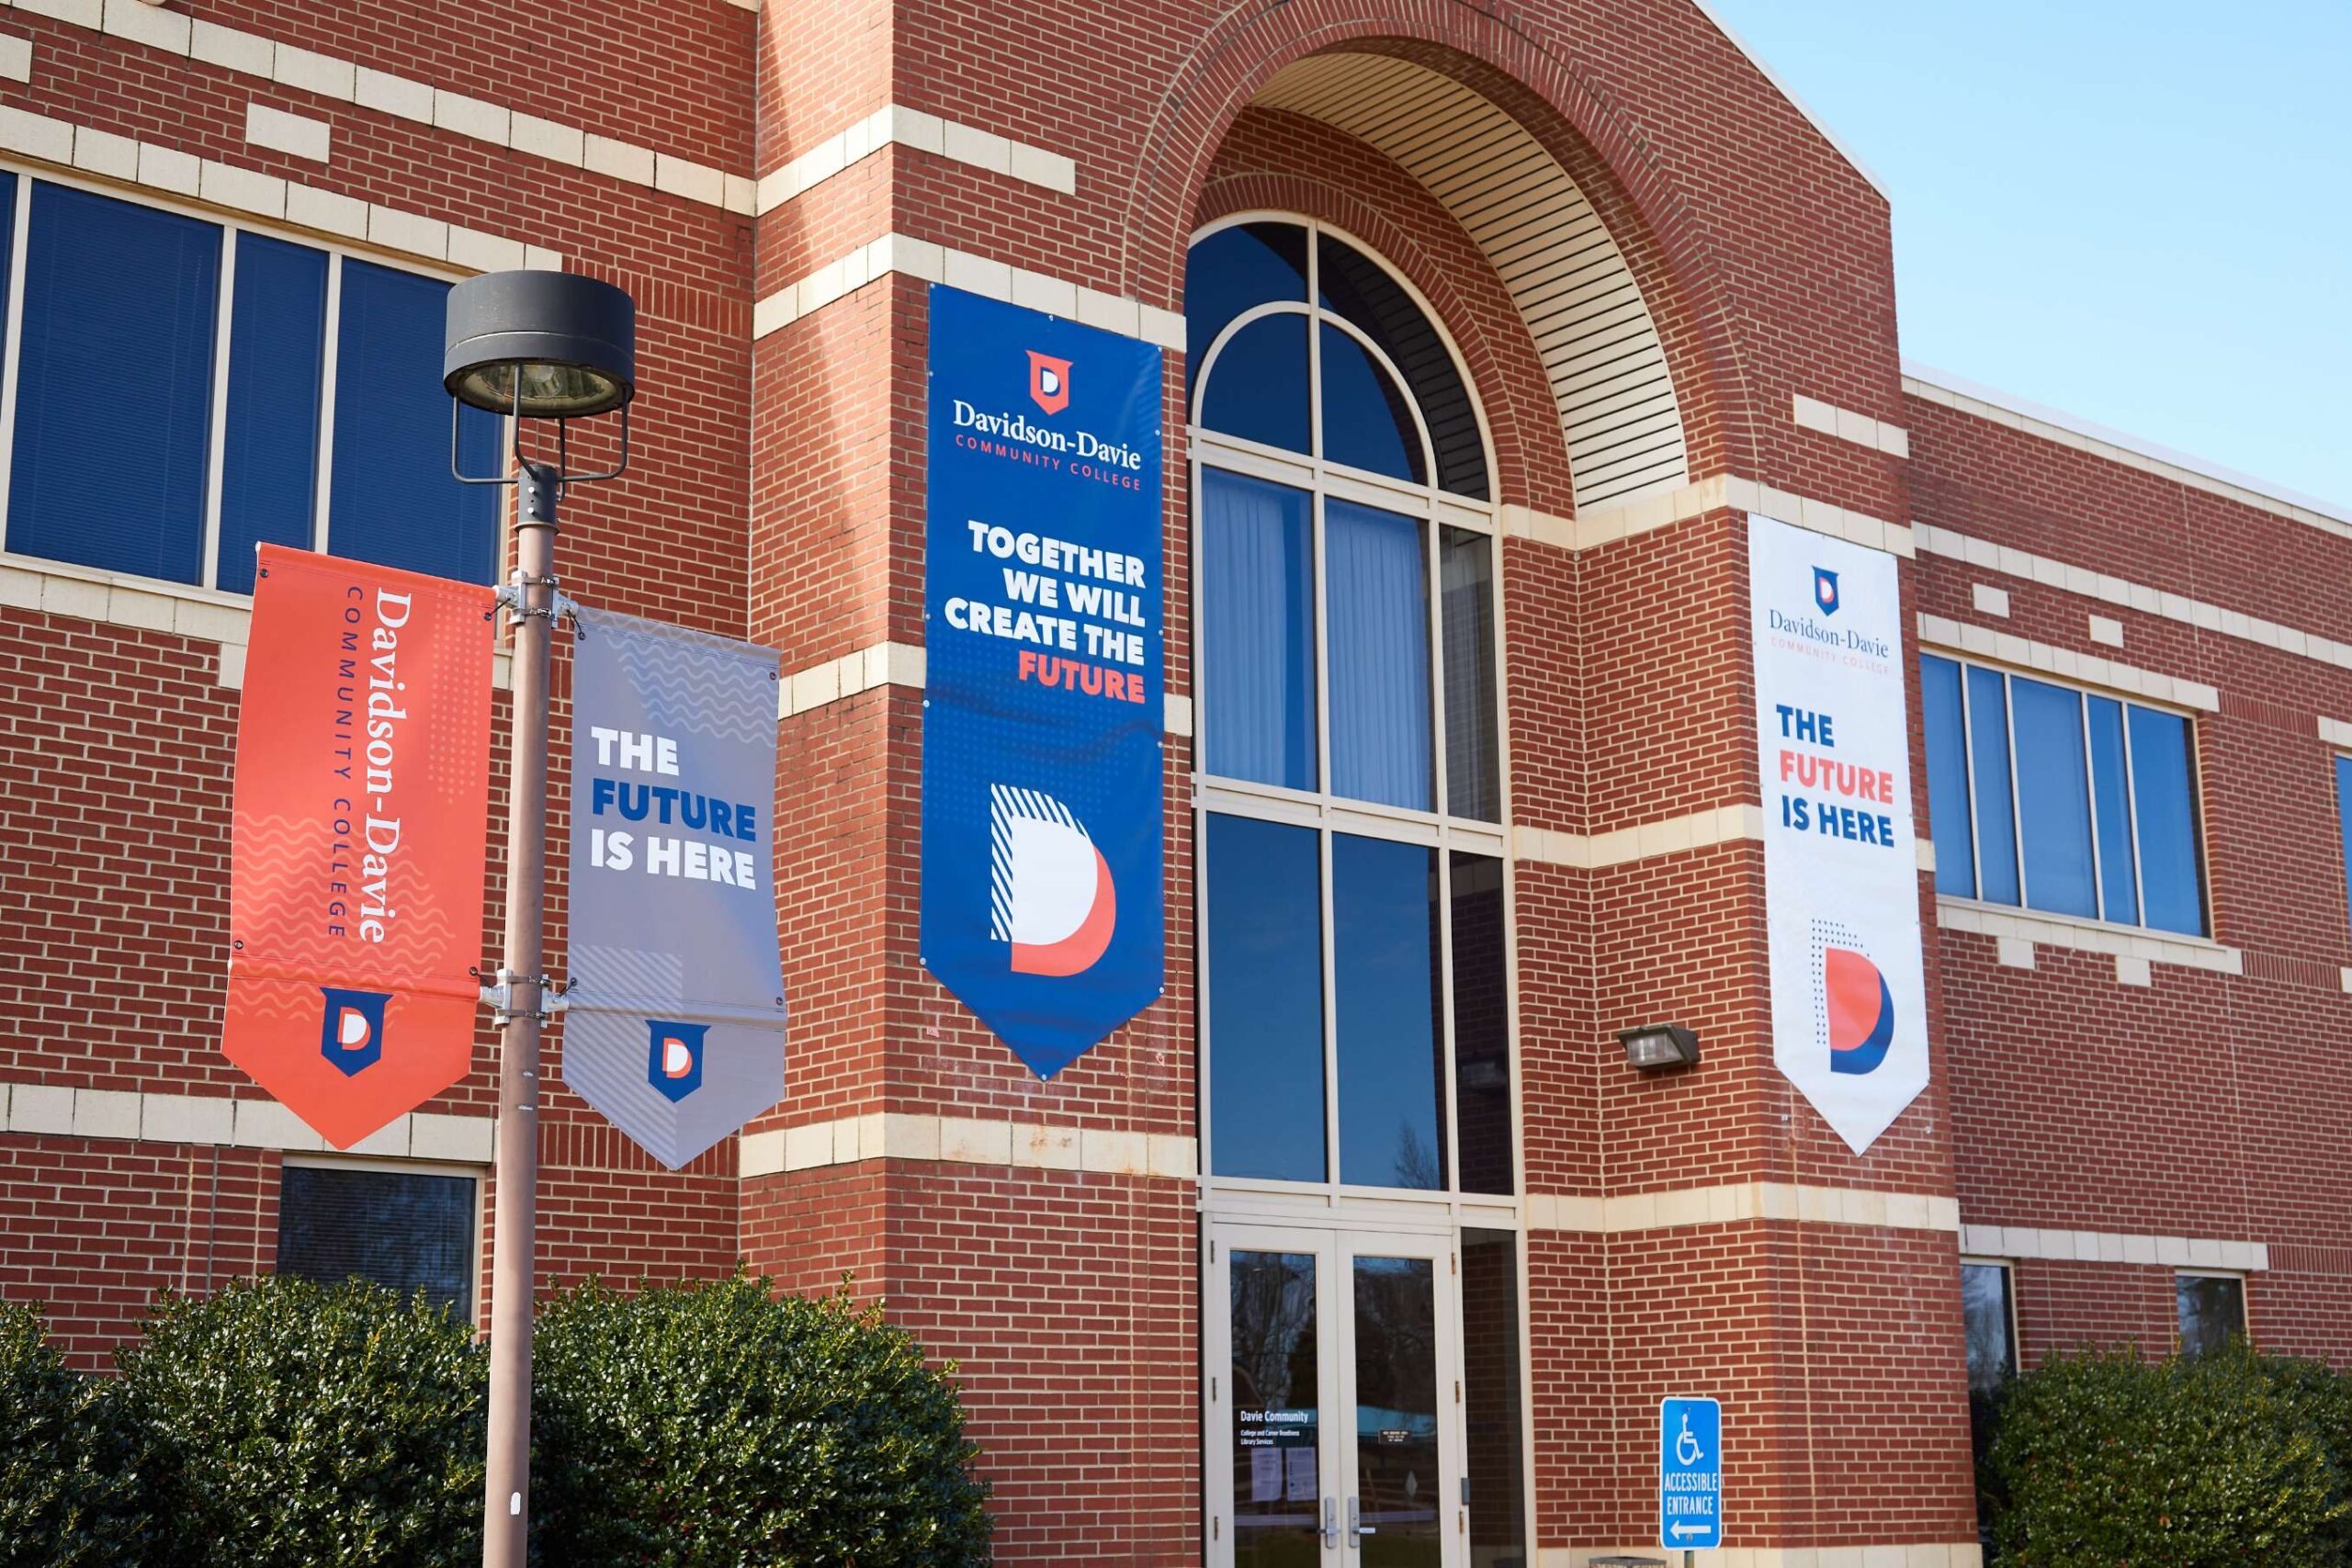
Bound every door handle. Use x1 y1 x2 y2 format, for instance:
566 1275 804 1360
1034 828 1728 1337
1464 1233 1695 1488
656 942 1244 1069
1349 1495 1377 1545
1322 1496 1340 1549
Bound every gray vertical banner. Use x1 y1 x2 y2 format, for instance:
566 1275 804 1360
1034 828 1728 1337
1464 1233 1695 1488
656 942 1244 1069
563 604 785 1169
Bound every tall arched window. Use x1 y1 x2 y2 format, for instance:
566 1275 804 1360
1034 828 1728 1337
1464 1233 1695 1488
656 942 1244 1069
1189 216 1514 1199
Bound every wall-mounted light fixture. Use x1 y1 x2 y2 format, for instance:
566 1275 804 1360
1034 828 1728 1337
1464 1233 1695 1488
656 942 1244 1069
1618 1022 1700 1070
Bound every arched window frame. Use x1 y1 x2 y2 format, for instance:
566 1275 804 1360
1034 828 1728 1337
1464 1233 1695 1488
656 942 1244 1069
1187 211 1521 1213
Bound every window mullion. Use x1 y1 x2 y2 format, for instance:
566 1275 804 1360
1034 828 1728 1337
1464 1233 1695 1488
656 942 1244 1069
199 229 237 591
311 251 343 552
0 174 32 548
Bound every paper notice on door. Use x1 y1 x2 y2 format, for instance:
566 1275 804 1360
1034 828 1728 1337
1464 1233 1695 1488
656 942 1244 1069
1250 1449 1282 1502
1284 1447 1317 1501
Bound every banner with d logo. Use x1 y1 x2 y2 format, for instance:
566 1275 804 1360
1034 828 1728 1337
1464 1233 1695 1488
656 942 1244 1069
561 605 786 1168
225 545 494 1147
920 285 1166 1078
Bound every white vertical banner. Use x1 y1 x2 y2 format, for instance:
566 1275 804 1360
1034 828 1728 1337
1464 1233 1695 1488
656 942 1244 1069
1749 513 1929 1154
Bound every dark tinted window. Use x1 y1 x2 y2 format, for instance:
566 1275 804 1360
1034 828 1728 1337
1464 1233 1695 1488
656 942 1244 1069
2177 1273 2245 1357
277 1165 475 1314
1206 815 1327 1182
1199 313 1310 455
1451 853 1511 1194
2131 708 2205 936
332 260 502 581
1333 834 1442 1190
10 181 219 583
1317 322 1422 483
217 234 329 595
2012 677 2096 918
1315 232 1487 499
1184 221 1307 404
1921 656 1974 898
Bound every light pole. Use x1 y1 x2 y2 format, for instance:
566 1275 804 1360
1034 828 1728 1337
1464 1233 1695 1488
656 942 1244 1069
443 269 637 1568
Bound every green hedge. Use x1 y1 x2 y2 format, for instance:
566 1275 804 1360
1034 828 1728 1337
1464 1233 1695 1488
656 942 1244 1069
0 1303 144 1568
117 1278 487 1568
532 1273 991 1566
1985 1344 2352 1565
0 1273 988 1565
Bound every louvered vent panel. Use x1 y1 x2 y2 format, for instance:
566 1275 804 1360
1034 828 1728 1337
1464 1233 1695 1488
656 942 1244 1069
1252 54 1690 511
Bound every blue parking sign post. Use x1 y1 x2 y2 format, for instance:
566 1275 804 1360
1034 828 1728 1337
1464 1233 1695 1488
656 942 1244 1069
1659 1396 1723 1550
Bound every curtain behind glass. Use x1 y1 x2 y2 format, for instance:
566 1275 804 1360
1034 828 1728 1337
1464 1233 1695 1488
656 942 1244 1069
1327 499 1430 810
1441 528 1499 820
1201 469 1316 790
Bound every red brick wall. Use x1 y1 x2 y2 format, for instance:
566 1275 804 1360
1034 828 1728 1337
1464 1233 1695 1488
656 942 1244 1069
1912 389 2352 1369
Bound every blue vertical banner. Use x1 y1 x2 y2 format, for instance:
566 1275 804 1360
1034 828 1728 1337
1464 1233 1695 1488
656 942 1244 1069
922 284 1165 1077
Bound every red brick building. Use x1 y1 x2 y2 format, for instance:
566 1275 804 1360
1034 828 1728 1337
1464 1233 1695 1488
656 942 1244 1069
0 0 2343 1562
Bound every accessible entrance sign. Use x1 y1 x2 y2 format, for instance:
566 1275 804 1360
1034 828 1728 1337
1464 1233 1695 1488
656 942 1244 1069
1658 1396 1723 1548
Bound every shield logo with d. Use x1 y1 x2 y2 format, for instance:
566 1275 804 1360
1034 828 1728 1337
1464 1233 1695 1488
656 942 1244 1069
1027 351 1071 415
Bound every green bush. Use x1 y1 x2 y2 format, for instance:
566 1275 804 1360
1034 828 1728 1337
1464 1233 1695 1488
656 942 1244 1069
114 1278 487 1568
1985 1343 2351 1565
532 1272 991 1566
0 1303 145 1567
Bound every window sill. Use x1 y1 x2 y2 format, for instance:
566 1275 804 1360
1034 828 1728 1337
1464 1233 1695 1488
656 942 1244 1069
1934 896 2240 976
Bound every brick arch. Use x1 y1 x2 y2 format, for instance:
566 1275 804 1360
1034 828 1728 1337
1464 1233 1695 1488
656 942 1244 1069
1117 0 1762 505
1194 108 1579 516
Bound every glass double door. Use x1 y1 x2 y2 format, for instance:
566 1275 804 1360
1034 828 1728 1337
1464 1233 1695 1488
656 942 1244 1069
1209 1224 1461 1568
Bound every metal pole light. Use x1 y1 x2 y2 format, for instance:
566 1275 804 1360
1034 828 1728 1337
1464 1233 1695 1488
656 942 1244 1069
445 269 636 1568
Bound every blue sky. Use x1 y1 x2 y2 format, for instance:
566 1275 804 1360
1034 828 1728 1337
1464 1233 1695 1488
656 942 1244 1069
1704 0 2352 511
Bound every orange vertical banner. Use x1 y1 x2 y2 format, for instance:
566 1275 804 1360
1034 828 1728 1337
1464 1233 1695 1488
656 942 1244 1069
224 544 495 1147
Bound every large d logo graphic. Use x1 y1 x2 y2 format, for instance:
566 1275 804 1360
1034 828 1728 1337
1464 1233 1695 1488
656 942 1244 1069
1027 350 1071 416
990 784 1116 977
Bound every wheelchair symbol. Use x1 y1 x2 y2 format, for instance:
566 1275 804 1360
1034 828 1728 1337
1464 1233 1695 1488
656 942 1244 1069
1675 1414 1704 1467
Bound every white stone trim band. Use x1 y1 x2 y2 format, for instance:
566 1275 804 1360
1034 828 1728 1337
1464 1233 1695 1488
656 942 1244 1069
1961 1221 2267 1272
1525 1181 1960 1236
0 107 562 272
755 104 1074 213
1502 474 1916 558
752 232 1184 349
2 0 754 214
1936 897 2243 977
1916 613 2220 711
1794 392 1909 458
741 1111 1194 1180
1514 805 1932 874
1919 524 2352 683
0 1080 493 1162
777 639 925 718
